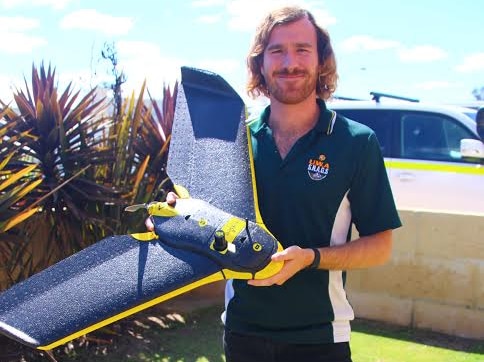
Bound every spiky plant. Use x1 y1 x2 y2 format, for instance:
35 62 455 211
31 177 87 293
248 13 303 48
97 80 178 235
0 63 178 288
0 63 122 286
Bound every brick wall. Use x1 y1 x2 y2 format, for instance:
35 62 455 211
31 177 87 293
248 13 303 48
347 209 484 340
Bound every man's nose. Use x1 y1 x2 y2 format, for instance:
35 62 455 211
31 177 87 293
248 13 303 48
282 52 297 70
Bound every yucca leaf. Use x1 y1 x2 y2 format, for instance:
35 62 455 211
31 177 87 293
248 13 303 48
0 164 38 192
1 207 40 232
13 92 33 118
0 153 14 171
132 80 147 133
58 82 74 111
0 178 43 210
130 155 150 203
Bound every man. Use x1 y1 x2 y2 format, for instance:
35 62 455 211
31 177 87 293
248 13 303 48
220 6 402 362
153 5 401 361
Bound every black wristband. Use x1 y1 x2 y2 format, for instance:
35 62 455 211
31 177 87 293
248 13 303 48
307 248 320 269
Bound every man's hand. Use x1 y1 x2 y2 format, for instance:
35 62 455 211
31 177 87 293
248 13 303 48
247 246 315 286
145 192 178 231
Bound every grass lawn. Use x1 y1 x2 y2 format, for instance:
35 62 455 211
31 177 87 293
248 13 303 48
351 319 484 362
2 304 483 362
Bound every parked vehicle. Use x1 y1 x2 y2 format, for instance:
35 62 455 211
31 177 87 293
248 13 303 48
329 93 484 214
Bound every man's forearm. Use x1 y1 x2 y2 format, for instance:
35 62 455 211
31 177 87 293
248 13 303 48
316 229 393 270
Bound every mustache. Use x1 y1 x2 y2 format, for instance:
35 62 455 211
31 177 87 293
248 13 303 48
273 68 308 76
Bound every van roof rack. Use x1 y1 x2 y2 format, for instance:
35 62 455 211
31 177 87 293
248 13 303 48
370 91 419 103
332 95 363 101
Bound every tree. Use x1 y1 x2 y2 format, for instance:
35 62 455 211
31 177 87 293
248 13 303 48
101 42 127 121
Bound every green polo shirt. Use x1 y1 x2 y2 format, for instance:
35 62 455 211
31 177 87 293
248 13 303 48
224 99 402 344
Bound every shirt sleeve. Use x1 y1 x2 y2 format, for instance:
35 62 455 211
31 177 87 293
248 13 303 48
348 131 402 236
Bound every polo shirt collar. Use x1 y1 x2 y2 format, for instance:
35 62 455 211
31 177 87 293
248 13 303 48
248 98 336 136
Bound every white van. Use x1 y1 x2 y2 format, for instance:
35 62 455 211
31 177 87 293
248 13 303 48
329 94 484 215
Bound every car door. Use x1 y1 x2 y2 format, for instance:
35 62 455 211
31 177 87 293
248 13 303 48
390 111 484 214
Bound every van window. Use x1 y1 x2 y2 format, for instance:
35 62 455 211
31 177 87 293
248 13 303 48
399 112 476 162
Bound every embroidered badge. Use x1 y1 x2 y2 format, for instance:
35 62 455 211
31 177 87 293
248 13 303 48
307 154 330 181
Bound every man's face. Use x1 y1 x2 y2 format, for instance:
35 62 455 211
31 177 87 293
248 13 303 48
261 17 319 104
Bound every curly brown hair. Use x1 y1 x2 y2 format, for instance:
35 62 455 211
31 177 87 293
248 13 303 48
246 6 338 101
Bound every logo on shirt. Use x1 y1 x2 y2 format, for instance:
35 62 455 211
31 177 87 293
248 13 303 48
307 154 330 181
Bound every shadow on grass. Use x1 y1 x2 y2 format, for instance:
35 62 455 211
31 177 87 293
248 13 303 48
1 304 483 361
133 304 226 362
0 305 226 362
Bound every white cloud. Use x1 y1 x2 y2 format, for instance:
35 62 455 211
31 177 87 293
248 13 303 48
191 0 225 7
311 8 337 28
113 40 184 98
0 16 47 54
0 32 47 54
57 69 109 93
455 53 484 73
60 9 134 36
227 0 336 32
197 14 223 24
1 0 74 10
398 45 447 63
191 0 336 32
415 81 452 91
340 35 400 53
107 41 243 99
0 74 19 102
195 59 241 74
340 37 448 64
195 58 244 95
0 16 39 31
116 41 162 58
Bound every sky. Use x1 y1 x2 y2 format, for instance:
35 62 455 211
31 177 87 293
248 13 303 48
0 0 483 109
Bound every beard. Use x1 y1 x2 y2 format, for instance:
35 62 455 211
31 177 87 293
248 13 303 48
264 67 318 104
